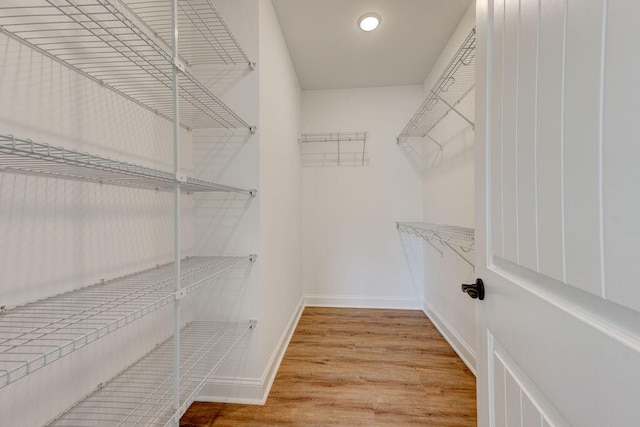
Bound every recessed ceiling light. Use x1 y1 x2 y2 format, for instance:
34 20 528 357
358 13 381 32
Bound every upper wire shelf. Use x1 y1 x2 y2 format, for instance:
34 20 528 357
396 28 476 148
49 320 254 426
123 0 252 68
397 221 475 268
298 132 369 167
0 134 257 196
0 0 253 130
0 255 256 390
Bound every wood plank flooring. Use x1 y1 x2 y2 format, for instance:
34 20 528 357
181 307 476 426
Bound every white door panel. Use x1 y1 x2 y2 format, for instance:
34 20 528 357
476 0 640 425
486 260 640 426
501 0 519 264
602 0 640 312
536 0 565 283
493 351 507 427
515 0 538 272
563 0 606 297
490 0 504 260
504 372 521 427
492 333 569 427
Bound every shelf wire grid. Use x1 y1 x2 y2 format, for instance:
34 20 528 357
122 0 250 67
0 0 250 130
298 132 369 167
0 134 256 195
48 320 253 426
0 255 254 390
397 221 475 268
397 28 476 145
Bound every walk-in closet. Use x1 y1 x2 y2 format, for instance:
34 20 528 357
0 0 476 424
4 0 640 426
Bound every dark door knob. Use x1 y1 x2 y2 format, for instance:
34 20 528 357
461 278 484 300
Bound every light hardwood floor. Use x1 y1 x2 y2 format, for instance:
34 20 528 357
181 307 476 426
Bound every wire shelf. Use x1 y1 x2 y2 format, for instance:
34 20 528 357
0 255 255 390
48 320 254 426
123 0 251 68
0 0 252 130
298 132 369 167
396 28 476 147
397 221 475 268
0 134 256 196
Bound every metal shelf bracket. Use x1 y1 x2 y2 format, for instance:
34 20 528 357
397 222 475 268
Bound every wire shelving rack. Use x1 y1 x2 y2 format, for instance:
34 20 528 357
0 1 258 424
298 132 369 167
0 255 255 390
0 0 254 131
397 222 475 268
0 134 256 196
49 320 255 426
396 28 476 148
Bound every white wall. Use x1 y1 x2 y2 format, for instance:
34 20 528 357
191 0 260 326
256 0 304 398
197 0 303 403
302 86 424 309
420 3 477 372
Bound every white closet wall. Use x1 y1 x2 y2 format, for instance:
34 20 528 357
420 3 477 372
302 86 424 308
196 0 303 403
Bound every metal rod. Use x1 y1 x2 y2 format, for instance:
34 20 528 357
171 0 180 423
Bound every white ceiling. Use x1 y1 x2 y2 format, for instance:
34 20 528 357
271 0 473 90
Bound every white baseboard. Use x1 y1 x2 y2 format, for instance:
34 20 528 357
304 294 422 310
197 297 305 405
196 377 266 405
423 303 476 376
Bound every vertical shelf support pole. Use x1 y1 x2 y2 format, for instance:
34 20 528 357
361 132 366 166
171 0 181 425
337 133 341 166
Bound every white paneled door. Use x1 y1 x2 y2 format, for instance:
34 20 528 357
476 0 640 426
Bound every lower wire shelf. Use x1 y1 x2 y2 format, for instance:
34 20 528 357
0 256 256 390
48 320 255 426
